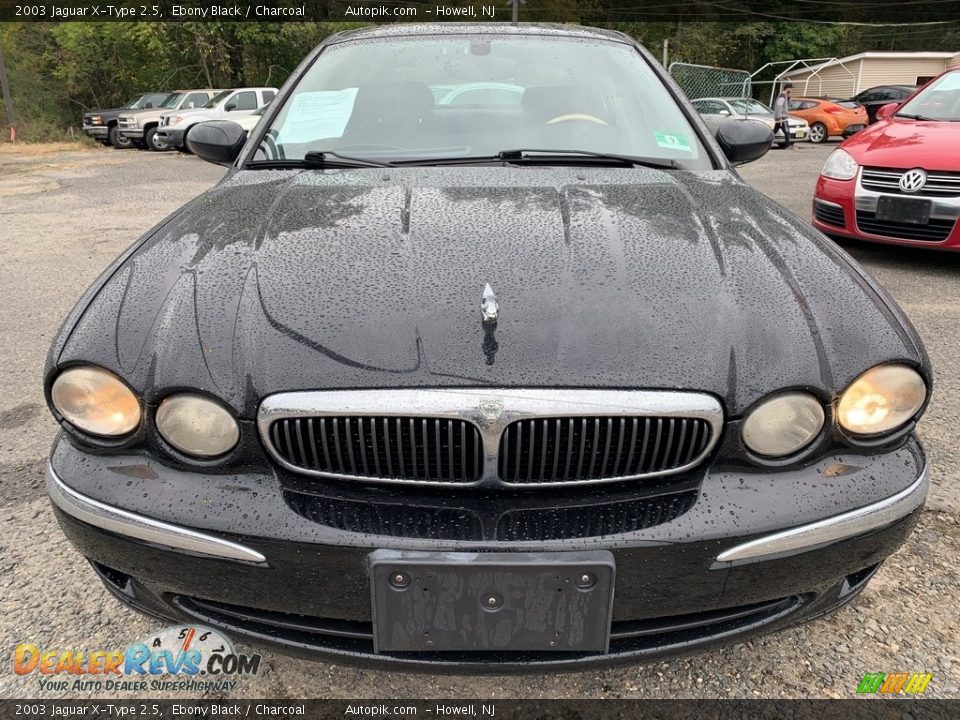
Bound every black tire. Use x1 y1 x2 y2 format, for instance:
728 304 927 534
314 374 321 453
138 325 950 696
809 122 829 144
108 125 133 149
145 127 170 152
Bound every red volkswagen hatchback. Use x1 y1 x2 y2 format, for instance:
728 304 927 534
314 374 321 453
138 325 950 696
813 68 960 250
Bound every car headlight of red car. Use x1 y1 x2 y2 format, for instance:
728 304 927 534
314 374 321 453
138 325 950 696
821 149 859 180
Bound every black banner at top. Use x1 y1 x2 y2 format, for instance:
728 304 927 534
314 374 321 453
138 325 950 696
1 0 960 23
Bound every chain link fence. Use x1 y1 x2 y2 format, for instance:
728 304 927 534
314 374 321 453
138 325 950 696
668 62 751 100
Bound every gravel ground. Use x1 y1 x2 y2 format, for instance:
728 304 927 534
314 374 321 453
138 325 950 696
1 141 958 700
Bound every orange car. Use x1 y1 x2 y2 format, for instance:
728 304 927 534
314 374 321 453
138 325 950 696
788 97 868 144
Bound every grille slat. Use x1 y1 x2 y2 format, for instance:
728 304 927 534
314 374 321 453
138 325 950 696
862 166 960 197
271 416 484 484
855 211 955 242
814 201 845 227
497 416 713 485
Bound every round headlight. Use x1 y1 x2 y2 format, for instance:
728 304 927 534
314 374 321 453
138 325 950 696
837 364 926 437
742 392 825 457
156 393 239 458
51 367 141 437
821 149 859 180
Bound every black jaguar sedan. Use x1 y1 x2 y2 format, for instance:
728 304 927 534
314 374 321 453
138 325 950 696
45 24 931 670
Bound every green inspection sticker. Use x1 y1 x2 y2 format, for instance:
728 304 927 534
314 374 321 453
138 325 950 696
654 131 693 152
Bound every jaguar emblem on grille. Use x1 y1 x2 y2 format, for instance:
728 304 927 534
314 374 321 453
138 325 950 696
478 397 504 428
899 168 927 193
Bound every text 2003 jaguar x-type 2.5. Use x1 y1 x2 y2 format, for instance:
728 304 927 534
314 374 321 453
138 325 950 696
45 24 931 670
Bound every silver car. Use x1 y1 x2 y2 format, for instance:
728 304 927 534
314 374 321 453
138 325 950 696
691 97 809 146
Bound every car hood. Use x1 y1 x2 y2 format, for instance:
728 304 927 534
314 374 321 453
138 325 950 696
841 117 960 170
54 167 925 418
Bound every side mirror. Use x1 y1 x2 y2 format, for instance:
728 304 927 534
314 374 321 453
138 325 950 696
715 119 773 166
145 103 153 109
876 102 900 120
186 102 195 109
186 120 246 167
719 109 731 116
224 102 237 112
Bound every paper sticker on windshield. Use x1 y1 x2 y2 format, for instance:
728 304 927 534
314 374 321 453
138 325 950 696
654 131 693 152
276 89 359 144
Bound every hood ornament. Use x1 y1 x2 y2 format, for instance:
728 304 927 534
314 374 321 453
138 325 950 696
480 283 499 325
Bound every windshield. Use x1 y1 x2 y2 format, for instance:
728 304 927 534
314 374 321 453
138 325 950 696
124 95 145 108
728 99 772 115
253 35 712 169
204 90 233 109
160 93 184 109
896 71 960 121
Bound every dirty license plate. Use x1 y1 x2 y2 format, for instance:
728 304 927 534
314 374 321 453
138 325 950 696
877 196 932 225
369 550 615 653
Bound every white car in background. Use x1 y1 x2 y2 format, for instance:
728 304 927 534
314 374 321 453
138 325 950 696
155 87 278 150
692 97 810 147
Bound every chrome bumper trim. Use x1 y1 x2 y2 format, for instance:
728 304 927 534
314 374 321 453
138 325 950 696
47 463 267 565
716 464 928 564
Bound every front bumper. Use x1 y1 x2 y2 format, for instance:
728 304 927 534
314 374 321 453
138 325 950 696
118 127 144 139
48 433 927 670
82 125 108 140
154 126 186 148
814 175 960 250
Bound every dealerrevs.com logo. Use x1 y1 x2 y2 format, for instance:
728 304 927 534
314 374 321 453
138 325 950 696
14 625 262 693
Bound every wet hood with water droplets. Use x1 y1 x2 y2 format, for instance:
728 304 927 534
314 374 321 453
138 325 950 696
52 166 927 418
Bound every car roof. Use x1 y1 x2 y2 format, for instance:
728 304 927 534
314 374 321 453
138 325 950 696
330 22 634 44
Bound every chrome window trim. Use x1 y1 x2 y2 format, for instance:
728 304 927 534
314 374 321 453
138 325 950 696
258 388 724 489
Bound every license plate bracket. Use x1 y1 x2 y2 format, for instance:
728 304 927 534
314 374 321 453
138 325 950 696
876 196 932 225
369 550 615 654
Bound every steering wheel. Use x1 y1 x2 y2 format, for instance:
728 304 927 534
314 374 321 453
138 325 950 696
546 113 608 126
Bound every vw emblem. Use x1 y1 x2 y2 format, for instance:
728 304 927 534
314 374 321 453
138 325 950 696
899 168 927 193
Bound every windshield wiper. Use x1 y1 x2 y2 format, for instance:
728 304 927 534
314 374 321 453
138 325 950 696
247 151 394 169
390 149 679 169
894 112 940 121
499 149 679 169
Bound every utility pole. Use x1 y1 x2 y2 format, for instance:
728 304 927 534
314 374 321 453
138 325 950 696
512 0 518 23
0 44 15 142
662 39 669 68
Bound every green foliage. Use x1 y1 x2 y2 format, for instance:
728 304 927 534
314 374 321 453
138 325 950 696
1 19 958 141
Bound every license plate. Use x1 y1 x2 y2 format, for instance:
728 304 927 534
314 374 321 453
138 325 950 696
369 550 615 653
795 130 806 138
876 196 932 225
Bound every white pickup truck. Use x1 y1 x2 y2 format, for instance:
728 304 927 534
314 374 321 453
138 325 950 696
155 87 277 150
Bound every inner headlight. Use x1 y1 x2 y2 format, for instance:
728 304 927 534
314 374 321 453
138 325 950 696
837 364 926 436
156 393 239 458
821 149 859 180
742 392 825 457
170 115 183 126
51 367 141 437
90 115 103 125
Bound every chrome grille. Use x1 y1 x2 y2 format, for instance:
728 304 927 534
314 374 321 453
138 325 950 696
498 416 712 484
861 167 960 197
259 389 724 489
269 416 483 484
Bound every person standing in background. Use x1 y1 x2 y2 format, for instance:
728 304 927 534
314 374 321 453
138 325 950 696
773 83 794 149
